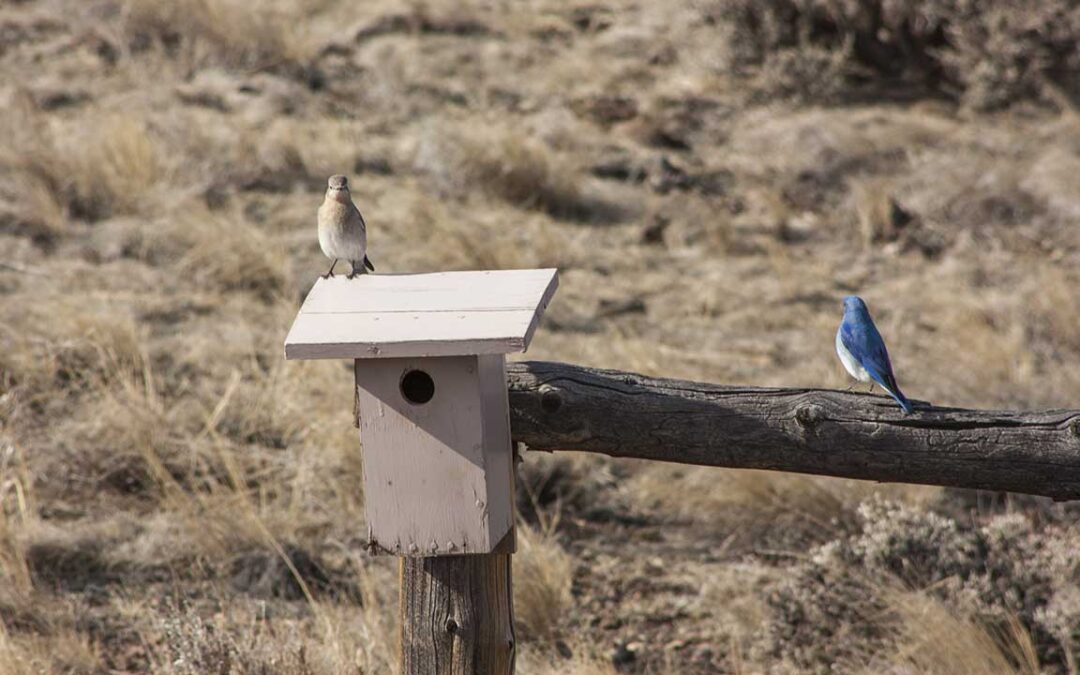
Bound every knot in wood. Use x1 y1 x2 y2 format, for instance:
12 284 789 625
796 404 825 428
539 385 562 414
1070 417 1080 439
444 618 458 635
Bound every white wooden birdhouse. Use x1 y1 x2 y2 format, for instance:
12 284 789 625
284 269 559 556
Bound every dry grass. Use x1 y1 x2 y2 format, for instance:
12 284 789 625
518 648 619 675
0 625 102 675
126 204 290 299
0 104 163 224
2 0 1079 672
883 592 1041 675
0 291 144 416
122 0 328 70
514 521 574 643
628 464 939 549
414 120 625 222
153 595 397 675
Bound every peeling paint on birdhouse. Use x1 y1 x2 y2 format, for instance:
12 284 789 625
284 269 559 556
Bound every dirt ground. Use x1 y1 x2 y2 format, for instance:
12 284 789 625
1 1 1079 673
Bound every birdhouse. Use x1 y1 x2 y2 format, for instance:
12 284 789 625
284 269 559 556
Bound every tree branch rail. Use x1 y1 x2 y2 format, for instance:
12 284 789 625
506 361 1080 501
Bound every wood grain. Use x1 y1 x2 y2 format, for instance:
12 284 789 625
505 360 1080 500
400 554 515 675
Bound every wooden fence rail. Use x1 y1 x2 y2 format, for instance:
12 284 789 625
506 360 1080 501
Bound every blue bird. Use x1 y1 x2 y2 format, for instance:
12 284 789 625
836 296 913 414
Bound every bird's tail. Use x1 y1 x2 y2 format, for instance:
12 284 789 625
885 387 913 414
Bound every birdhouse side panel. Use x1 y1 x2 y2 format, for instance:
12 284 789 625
477 354 515 552
354 356 502 556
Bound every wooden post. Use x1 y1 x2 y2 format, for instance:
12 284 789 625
400 553 515 674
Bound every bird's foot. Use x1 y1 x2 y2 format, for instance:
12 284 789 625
346 272 356 279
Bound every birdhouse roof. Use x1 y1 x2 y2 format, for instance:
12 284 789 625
284 268 559 359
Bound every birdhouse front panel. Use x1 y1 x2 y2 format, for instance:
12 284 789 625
354 354 515 556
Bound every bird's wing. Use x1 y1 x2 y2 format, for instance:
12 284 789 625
841 319 902 395
353 204 366 230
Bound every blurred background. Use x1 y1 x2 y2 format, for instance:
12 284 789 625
1 1 1079 673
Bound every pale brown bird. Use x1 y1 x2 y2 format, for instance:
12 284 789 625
317 175 374 279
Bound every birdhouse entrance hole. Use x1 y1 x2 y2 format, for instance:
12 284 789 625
401 369 435 405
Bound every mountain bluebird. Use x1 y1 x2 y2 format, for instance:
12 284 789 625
318 175 374 279
836 296 913 413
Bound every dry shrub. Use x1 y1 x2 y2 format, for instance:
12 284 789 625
59 367 200 500
0 172 66 244
716 0 1080 109
207 117 339 194
852 178 908 247
1022 136 1080 221
414 121 615 221
171 210 288 298
390 195 572 273
897 138 1045 247
941 2 1080 111
156 597 396 675
754 44 848 103
0 624 102 675
627 464 937 549
208 368 307 450
0 519 105 672
514 522 574 642
125 205 289 299
702 561 778 657
908 276 1056 408
0 102 163 226
122 0 320 70
760 500 1077 672
0 93 69 241
0 509 33 603
518 648 618 675
885 592 1041 675
517 452 624 526
64 114 164 220
0 293 143 413
1024 267 1080 360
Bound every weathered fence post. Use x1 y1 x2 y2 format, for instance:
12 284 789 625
285 269 559 674
399 550 515 673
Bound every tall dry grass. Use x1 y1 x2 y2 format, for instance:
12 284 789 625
413 120 624 222
122 0 327 69
0 103 164 225
514 520 574 643
883 592 1041 675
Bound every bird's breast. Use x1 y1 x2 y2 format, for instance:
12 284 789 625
317 202 366 260
836 330 870 382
